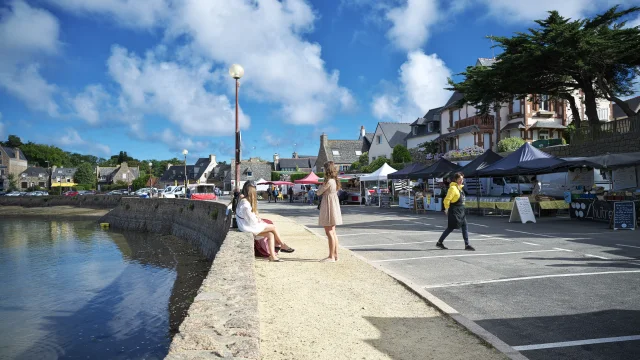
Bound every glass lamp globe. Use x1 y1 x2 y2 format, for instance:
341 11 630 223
182 149 188 156
229 64 244 79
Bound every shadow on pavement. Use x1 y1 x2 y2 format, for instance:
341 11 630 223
522 256 640 269
475 309 640 360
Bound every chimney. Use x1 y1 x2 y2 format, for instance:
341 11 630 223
320 133 328 147
273 153 279 165
209 154 216 164
14 148 20 160
292 152 298 159
360 126 365 138
167 163 173 170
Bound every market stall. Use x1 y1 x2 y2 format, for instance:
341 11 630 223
459 150 503 213
359 163 397 207
408 158 461 212
388 163 427 209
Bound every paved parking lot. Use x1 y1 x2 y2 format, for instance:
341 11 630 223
260 201 640 360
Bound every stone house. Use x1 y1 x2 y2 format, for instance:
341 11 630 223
51 166 78 191
224 158 273 191
96 162 140 187
18 167 49 190
0 147 28 191
158 155 218 188
368 122 411 163
273 152 317 172
316 132 369 173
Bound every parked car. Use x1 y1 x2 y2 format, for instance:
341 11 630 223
63 191 79 197
5 191 21 196
162 185 185 198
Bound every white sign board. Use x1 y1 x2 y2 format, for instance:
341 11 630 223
509 197 537 224
612 166 637 191
569 168 594 188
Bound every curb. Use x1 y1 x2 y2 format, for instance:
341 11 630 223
297 223 529 360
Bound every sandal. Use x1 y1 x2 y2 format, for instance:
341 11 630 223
269 257 283 262
279 245 295 253
320 257 335 263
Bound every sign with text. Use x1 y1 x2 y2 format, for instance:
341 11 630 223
509 197 537 224
612 166 637 191
569 168 594 188
380 195 391 208
613 201 636 230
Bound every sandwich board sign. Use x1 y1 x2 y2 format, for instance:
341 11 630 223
612 201 636 230
509 197 537 224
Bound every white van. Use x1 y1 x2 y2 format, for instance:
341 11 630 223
464 176 533 196
537 170 611 198
162 185 186 198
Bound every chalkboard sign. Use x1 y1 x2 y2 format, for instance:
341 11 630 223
509 197 536 224
380 195 391 208
613 201 636 230
415 196 425 213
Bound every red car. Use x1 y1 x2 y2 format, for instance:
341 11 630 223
63 191 79 196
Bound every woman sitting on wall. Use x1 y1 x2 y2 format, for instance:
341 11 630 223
236 181 294 262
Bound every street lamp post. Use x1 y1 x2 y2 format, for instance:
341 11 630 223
182 149 188 188
229 64 244 193
148 162 153 197
45 161 50 190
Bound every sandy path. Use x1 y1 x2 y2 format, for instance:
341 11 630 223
254 213 507 360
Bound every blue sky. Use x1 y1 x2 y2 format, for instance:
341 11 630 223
1 0 639 163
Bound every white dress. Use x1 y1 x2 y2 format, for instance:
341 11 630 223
236 199 266 236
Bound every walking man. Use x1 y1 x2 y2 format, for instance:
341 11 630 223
436 172 475 251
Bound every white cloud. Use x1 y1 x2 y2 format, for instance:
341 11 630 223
372 50 452 122
0 112 5 140
54 128 111 156
44 0 170 29
107 45 249 136
386 0 439 51
70 85 111 125
165 0 354 125
0 1 60 116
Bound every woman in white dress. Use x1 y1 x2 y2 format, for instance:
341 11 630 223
316 161 343 262
236 181 294 262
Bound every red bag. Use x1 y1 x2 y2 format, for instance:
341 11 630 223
254 218 276 257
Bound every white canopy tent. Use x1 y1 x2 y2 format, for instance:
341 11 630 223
359 163 397 206
255 178 269 192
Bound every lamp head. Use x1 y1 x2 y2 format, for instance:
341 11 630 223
182 149 188 156
228 64 244 79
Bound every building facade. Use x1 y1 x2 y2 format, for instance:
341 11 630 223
406 107 442 150
51 167 78 191
0 147 28 191
368 122 411 162
18 167 49 190
96 162 140 188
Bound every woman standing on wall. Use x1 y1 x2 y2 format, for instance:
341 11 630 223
436 172 475 251
316 161 343 262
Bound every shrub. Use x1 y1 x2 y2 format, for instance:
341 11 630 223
210 208 219 220
289 172 312 182
497 137 525 152
391 145 412 163
443 146 485 159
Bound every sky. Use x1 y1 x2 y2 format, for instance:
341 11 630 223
1 0 639 163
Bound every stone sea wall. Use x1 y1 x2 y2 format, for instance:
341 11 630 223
99 198 260 359
0 194 122 208
544 134 640 158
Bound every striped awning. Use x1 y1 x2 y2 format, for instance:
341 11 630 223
50 182 77 187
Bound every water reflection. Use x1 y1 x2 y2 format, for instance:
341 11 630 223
0 219 211 359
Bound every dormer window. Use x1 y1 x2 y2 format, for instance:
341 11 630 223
355 151 362 156
247 171 253 177
428 123 434 133
512 97 521 113
332 150 340 156
412 127 417 135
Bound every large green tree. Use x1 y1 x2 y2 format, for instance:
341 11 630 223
449 6 640 128
74 163 95 186
391 145 412 163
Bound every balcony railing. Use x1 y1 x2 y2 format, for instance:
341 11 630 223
571 116 640 144
450 114 495 130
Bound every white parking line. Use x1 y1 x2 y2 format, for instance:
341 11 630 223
338 230 428 237
373 249 571 263
618 244 640 250
468 223 489 227
424 270 640 289
512 335 640 351
522 242 541 246
344 238 512 248
505 229 556 238
585 254 609 260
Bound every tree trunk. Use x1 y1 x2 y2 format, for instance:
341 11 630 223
560 93 581 128
493 103 501 150
609 95 637 118
582 85 601 128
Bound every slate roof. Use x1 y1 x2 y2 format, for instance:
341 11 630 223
435 126 480 141
208 163 231 182
21 167 48 177
327 140 366 164
501 122 525 131
52 167 77 177
160 165 192 182
612 96 640 119
379 122 411 148
98 165 140 179
530 121 567 129
476 58 497 67
441 91 465 110
278 157 316 170
1 147 27 161
226 162 273 182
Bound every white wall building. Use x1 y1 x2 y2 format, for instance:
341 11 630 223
368 123 411 162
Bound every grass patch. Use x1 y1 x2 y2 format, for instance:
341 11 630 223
210 208 219 220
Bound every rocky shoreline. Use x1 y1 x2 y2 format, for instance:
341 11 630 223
0 205 110 218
